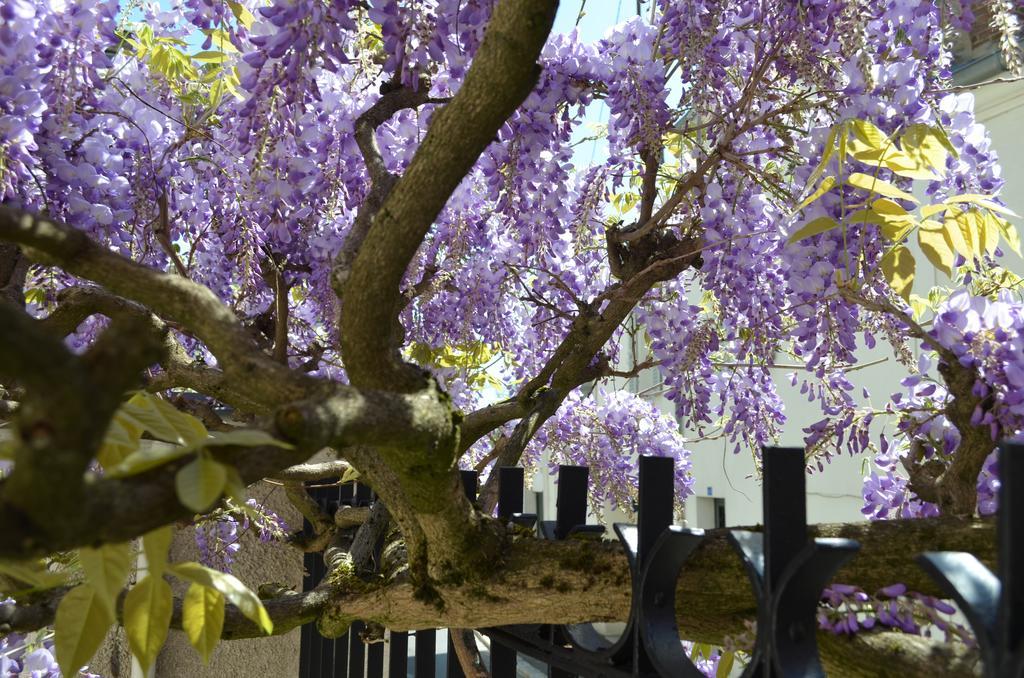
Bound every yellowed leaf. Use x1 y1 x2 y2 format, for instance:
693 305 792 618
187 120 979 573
847 173 918 204
880 246 916 301
918 223 956 276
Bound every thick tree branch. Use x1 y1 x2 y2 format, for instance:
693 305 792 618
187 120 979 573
2 516 992 677
0 243 28 307
338 0 559 393
0 206 317 409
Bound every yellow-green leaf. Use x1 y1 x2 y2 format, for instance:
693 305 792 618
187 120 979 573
201 29 239 53
122 393 208 446
849 119 889 150
183 582 225 663
945 193 1020 218
805 126 838 188
194 50 230 64
223 465 248 504
169 562 273 634
0 559 68 591
920 203 949 219
79 542 132 620
97 412 145 469
900 124 948 176
944 209 982 260
981 212 1003 255
846 173 918 204
918 223 956 276
24 288 46 306
175 456 228 512
340 466 361 484
880 246 916 301
717 651 736 678
795 175 836 213
227 0 256 29
143 526 175 577
206 429 294 450
124 575 173 671
787 216 839 244
55 585 114 677
108 443 194 477
993 215 1022 256
871 198 916 240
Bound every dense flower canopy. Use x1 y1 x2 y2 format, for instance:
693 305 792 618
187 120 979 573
1 0 1023 549
3 0 1024 517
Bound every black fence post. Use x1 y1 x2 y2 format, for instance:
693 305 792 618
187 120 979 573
727 447 859 677
415 629 437 678
490 467 524 678
388 630 410 678
368 639 384 677
919 439 1024 677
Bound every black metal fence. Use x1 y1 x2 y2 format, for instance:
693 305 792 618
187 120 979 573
298 442 1022 677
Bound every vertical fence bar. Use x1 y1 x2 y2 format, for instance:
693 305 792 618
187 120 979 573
554 465 588 540
348 621 366 678
638 456 675 566
367 639 384 677
299 543 315 677
762 447 807 591
550 465 588 678
388 630 409 678
489 467 523 678
497 467 524 520
999 440 1024 660
635 455 677 674
415 629 436 678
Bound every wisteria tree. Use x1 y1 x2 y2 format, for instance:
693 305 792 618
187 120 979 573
1 0 1023 675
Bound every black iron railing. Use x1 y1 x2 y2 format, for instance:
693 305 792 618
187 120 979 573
298 441 1021 677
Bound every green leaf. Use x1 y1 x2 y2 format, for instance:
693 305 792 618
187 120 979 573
909 294 930 320
804 126 838 189
227 0 256 29
0 559 68 591
24 288 47 306
222 465 248 504
944 209 980 260
183 582 225 663
124 575 173 671
945 193 1020 218
899 124 948 176
175 455 228 512
143 526 175 577
871 198 916 240
121 392 208 446
920 203 949 219
206 429 294 450
340 466 361 484
787 216 839 244
880 245 916 301
55 585 114 677
79 542 132 620
795 175 836 212
849 119 889 150
108 443 194 477
170 562 273 634
980 212 1000 255
918 223 956 276
846 173 918 204
194 50 230 64
992 214 1022 256
97 412 145 469
717 651 736 678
